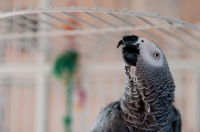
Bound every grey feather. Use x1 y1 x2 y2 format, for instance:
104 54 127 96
92 35 181 132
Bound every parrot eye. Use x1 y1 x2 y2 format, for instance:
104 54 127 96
154 52 160 59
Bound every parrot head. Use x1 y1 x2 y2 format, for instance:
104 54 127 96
117 35 164 68
117 35 174 92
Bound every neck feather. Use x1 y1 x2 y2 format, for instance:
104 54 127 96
120 67 175 131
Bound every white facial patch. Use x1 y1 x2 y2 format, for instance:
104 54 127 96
138 37 163 67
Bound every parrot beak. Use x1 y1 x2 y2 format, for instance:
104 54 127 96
117 35 139 48
118 35 140 66
117 39 124 48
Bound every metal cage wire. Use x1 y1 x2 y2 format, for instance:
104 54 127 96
1 6 200 132
0 6 200 56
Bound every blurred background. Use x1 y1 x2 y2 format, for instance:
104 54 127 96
0 0 200 132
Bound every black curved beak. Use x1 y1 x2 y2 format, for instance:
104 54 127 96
117 35 140 66
117 35 139 48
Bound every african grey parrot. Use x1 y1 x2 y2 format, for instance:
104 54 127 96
92 35 181 132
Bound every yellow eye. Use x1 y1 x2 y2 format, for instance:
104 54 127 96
154 52 160 59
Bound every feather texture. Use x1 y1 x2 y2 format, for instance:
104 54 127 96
92 36 181 132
